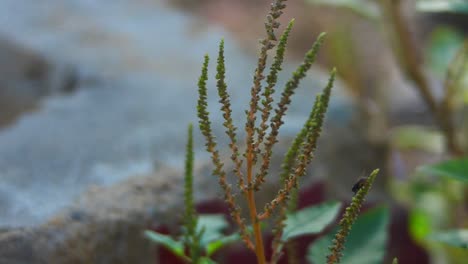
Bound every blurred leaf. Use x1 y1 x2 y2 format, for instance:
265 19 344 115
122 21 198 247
306 0 380 20
307 207 390 264
144 231 185 257
196 214 241 255
417 0 468 14
390 126 444 153
282 201 341 240
307 232 333 263
409 210 433 241
418 158 468 183
206 233 240 256
415 190 451 227
428 229 468 248
425 26 464 77
197 214 229 247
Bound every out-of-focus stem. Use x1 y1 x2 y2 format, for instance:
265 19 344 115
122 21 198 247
383 0 463 156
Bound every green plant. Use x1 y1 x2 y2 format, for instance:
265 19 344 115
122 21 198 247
307 170 388 264
325 169 382 263
146 1 384 263
143 123 375 263
410 158 468 263
145 124 240 263
308 206 390 264
194 1 382 263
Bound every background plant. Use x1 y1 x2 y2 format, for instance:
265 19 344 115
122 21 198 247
308 0 468 156
305 1 468 262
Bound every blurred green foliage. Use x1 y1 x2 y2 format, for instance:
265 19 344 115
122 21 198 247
306 0 379 19
145 214 241 261
428 229 468 248
416 0 468 14
425 27 464 77
304 0 468 262
282 201 341 241
308 0 468 15
307 207 390 264
419 158 468 183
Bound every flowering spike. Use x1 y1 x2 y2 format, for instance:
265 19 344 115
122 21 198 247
258 69 336 220
196 54 254 251
253 32 328 190
183 123 201 262
256 19 295 159
244 0 288 167
269 90 325 262
326 169 380 264
216 39 246 192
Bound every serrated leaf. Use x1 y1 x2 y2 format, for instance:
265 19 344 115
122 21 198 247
417 0 468 14
282 201 341 241
306 0 380 20
427 229 468 248
307 207 390 264
418 158 468 183
144 230 185 257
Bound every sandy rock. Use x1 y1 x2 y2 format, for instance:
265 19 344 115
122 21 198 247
0 165 219 264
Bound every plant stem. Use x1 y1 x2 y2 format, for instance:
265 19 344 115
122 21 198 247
246 136 266 263
383 0 463 156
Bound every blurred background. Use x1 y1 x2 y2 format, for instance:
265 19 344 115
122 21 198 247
0 0 466 263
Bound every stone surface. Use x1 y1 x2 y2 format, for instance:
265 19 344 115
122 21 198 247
0 38 77 127
0 165 215 264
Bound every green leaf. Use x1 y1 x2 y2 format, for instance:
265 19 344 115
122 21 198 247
307 207 390 264
197 214 229 247
206 233 241 256
416 0 468 14
427 229 468 248
144 230 185 257
282 201 341 241
418 158 468 183
306 0 380 20
425 26 464 77
195 214 242 256
307 229 334 263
